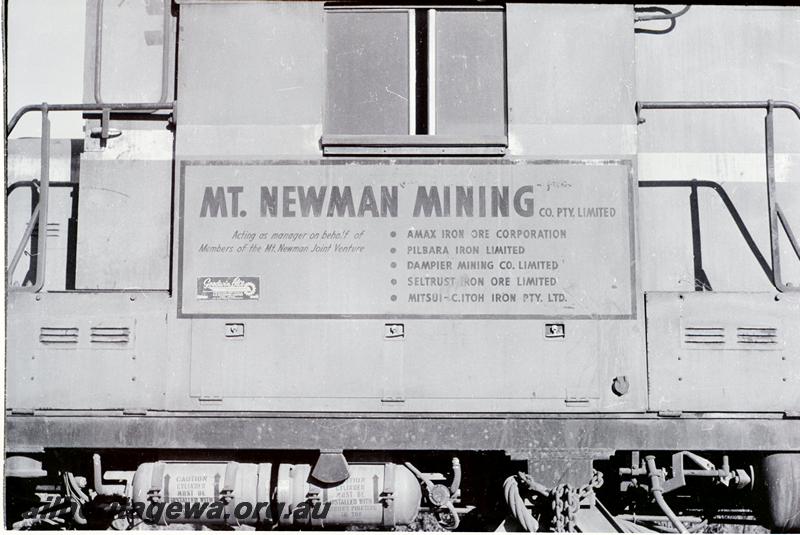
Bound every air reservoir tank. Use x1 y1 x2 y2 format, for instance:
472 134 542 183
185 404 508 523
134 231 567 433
276 462 422 528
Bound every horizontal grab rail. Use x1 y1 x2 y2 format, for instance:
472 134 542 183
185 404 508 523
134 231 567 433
7 101 175 137
636 100 800 122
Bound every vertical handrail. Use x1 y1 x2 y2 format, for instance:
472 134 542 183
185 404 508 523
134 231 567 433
8 107 50 292
764 102 793 292
36 106 51 292
29 107 49 292
93 0 104 103
688 182 712 291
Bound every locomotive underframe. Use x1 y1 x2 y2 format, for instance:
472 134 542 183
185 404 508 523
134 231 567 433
8 413 800 485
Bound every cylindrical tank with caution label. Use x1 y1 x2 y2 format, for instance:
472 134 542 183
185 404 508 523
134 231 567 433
129 461 272 526
277 463 422 528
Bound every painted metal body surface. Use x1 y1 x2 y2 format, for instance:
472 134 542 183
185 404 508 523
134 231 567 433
5 0 800 501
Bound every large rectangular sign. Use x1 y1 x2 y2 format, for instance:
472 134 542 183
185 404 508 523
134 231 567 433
178 160 636 319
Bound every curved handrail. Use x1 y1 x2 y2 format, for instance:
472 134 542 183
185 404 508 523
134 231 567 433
639 180 775 285
636 100 800 292
634 5 690 35
7 101 175 137
6 181 79 287
7 180 77 196
634 5 691 22
636 100 800 123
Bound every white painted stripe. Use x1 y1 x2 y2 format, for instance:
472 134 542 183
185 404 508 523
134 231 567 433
638 153 800 183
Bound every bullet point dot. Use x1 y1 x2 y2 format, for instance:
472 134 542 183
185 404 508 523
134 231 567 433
391 279 397 285
390 247 396 254
391 295 397 301
391 262 397 268
390 231 396 238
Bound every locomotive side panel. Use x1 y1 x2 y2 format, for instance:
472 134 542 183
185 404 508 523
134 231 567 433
6 292 170 411
176 1 324 157
172 1 646 412
74 159 172 290
634 6 800 413
646 292 800 412
507 4 636 157
179 161 639 411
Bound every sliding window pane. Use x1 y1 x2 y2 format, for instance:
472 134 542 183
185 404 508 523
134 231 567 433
436 10 506 137
326 11 409 135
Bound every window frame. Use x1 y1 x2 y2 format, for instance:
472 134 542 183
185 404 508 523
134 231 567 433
321 4 508 156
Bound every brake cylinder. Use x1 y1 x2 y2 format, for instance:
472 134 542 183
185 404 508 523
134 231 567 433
277 463 422 528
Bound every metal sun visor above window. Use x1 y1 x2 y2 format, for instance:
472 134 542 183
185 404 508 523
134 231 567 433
322 5 508 156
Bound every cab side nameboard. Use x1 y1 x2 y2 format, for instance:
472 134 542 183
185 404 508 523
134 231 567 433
178 160 636 319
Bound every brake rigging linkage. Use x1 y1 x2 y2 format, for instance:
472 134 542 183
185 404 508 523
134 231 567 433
404 458 464 530
618 452 754 533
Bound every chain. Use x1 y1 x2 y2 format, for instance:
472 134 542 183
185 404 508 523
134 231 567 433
580 469 604 500
549 470 604 532
550 484 573 532
513 469 604 533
